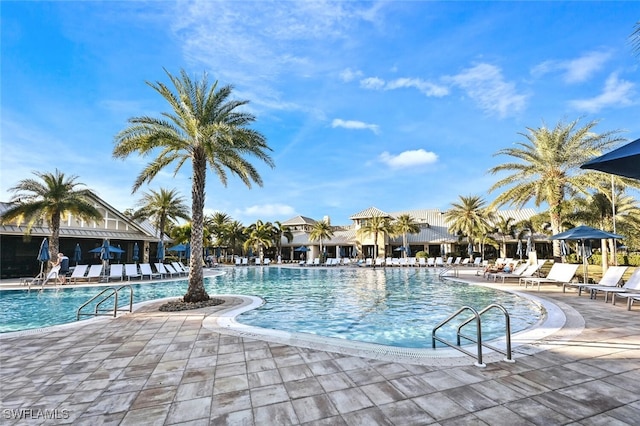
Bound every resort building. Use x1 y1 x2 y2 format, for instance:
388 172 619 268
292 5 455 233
0 193 161 278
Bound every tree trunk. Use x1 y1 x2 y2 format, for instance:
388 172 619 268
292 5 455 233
184 148 210 303
50 211 61 259
601 239 609 273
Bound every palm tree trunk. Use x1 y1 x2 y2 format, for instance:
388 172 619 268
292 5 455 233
402 233 407 259
601 239 609 273
184 148 210 303
50 211 61 258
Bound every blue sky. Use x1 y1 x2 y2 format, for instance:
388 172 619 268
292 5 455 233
2 1 639 226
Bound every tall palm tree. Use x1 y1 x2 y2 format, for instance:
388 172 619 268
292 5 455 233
489 118 624 258
243 220 273 262
392 214 420 258
113 69 274 302
131 188 190 239
226 220 246 256
357 215 392 260
1 169 102 258
494 216 516 258
206 212 232 246
309 219 334 260
272 221 293 259
444 195 495 255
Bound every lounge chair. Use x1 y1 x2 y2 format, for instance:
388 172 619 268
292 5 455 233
264 258 271 266
124 264 141 280
487 262 528 283
391 258 400 267
445 257 454 266
241 257 249 265
140 263 161 280
418 257 427 267
435 257 444 267
408 257 417 267
164 263 182 277
235 257 242 266
108 264 124 281
565 265 628 296
427 258 435 267
461 258 470 266
364 258 373 267
312 258 320 266
453 257 462 265
399 258 407 267
171 262 188 276
75 264 103 283
68 265 89 284
520 263 579 291
589 268 640 303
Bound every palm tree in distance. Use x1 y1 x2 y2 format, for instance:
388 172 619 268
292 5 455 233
309 219 334 260
131 188 190 239
243 220 273 263
392 214 420 258
494 216 516 258
272 221 293 260
357 215 392 261
488 118 624 258
444 195 495 256
114 69 274 303
0 170 102 259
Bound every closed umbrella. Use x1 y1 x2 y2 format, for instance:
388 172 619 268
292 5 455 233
100 239 110 281
132 243 139 262
36 238 50 280
526 236 533 255
516 240 523 260
116 245 123 263
73 243 82 265
406 246 411 257
560 240 569 257
185 243 191 260
156 240 165 262
467 243 473 257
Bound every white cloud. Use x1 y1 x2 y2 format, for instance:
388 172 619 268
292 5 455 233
379 149 438 169
531 51 612 83
569 73 635 113
240 203 296 217
340 67 363 82
332 118 380 134
446 63 527 117
359 76 448 97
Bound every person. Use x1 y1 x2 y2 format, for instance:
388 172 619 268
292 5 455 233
58 253 69 284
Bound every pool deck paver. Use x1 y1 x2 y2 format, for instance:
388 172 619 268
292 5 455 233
0 267 639 425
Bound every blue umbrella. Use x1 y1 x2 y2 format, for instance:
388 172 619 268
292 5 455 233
294 246 309 252
156 240 165 261
406 246 411 257
185 243 191 259
37 238 50 262
73 243 82 265
100 239 110 261
167 244 187 252
351 246 357 257
132 242 140 261
116 245 123 262
581 137 640 180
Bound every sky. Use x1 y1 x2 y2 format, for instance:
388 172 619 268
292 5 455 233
2 1 639 226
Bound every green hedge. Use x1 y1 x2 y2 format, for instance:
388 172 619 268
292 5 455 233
565 253 640 266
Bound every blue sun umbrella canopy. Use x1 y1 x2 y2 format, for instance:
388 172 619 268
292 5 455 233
37 238 50 262
580 137 640 180
156 240 165 261
132 243 139 261
73 243 82 264
549 225 623 242
100 239 110 261
294 246 309 252
88 244 125 255
168 244 187 252
185 243 191 259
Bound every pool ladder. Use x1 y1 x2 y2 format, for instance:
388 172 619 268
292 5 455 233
77 285 133 320
431 303 514 367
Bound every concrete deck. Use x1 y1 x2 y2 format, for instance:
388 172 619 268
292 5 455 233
1 267 639 425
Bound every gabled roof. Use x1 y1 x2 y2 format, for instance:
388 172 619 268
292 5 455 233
349 206 391 220
281 215 317 226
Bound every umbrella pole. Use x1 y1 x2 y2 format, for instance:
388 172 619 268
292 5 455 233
582 241 588 284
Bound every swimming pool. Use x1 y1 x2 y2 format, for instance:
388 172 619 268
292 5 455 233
0 267 543 348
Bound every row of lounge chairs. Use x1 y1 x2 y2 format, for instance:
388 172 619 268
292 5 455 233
485 259 640 310
234 257 272 266
65 262 189 283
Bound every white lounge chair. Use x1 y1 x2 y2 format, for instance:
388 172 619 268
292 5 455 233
487 262 528 283
408 257 417 267
445 257 454 266
241 257 249 265
587 268 640 303
566 265 628 296
164 263 181 277
435 257 444 267
264 258 271 266
76 264 103 283
171 262 188 276
124 264 141 280
140 263 161 280
521 263 579 291
108 264 124 281
453 257 462 265
427 258 435 267
69 265 89 284
235 257 242 266
399 258 407 267
418 257 427 267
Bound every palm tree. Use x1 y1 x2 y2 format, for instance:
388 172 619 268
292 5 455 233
392 214 420 258
113 69 274 303
272 221 293 259
226 220 246 256
1 170 102 258
131 188 190 239
494 216 516 258
444 195 495 256
489 118 624 258
309 219 334 260
357 215 392 260
243 220 273 262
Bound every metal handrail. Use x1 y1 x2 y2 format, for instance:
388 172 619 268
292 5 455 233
76 285 133 320
432 306 485 367
456 303 514 363
439 266 458 278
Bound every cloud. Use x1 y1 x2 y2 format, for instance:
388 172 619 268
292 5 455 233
359 76 448 97
569 73 635 113
332 118 380 134
445 63 527 117
240 203 296 217
340 67 363 82
379 149 438 169
531 51 612 83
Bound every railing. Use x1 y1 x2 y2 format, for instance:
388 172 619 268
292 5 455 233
439 266 458 278
76 285 133 320
431 303 513 367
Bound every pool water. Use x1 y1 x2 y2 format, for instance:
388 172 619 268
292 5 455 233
0 267 543 348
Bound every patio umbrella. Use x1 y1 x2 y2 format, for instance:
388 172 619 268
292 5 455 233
73 243 82 265
550 225 623 283
351 246 357 257
467 243 473 257
168 244 187 252
100 239 111 261
88 245 125 254
560 240 569 257
516 240 523 260
185 243 191 259
406 246 411 257
132 242 139 262
116 245 123 263
526 236 533 255
294 246 309 252
156 240 165 262
580 137 640 180
37 238 50 280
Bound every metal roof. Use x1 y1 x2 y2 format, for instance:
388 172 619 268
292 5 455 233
349 206 391 219
281 215 317 226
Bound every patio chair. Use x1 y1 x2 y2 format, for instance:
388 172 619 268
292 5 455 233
108 264 124 281
140 263 161 280
408 257 417 267
520 263 579 291
487 262 528 283
164 263 182 277
235 257 242 266
565 265 628 296
124 264 141 281
418 257 427 267
435 257 444 267
68 265 89 284
590 268 640 303
427 258 435 267
171 262 188 276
